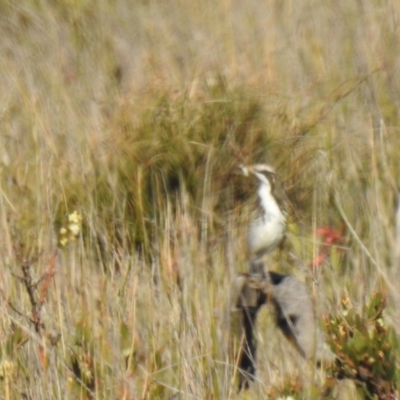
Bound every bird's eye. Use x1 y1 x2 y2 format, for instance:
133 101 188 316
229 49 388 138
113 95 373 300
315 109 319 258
259 170 275 182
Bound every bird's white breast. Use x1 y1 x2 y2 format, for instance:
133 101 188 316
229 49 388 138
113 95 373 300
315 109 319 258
247 183 286 257
247 215 286 256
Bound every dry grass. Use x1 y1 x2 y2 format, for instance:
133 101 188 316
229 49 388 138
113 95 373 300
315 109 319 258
0 0 400 398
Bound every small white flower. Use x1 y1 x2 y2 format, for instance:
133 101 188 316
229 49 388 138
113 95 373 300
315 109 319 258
68 211 82 224
68 222 81 236
67 211 82 237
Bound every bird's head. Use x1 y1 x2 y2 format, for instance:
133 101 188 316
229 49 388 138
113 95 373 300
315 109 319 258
239 164 276 191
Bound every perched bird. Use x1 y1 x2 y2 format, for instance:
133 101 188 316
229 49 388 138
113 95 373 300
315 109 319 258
239 164 287 273
232 164 334 390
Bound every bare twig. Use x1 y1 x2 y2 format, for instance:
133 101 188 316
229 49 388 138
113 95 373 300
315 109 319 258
8 247 59 370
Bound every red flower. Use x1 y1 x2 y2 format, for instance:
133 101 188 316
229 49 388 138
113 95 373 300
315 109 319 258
311 224 346 267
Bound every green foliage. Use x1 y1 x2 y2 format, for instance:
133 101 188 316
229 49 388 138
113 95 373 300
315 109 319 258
325 293 399 399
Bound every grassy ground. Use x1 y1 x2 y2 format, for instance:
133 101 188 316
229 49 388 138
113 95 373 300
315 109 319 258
0 0 400 398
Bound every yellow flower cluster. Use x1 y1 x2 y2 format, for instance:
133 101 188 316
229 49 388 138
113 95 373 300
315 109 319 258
59 211 83 247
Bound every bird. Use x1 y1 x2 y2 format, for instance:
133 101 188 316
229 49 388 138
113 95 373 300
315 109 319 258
232 164 334 391
239 164 287 273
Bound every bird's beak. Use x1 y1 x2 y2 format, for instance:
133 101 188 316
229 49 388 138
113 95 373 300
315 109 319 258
238 165 253 176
